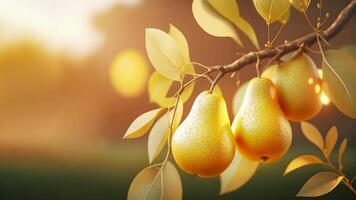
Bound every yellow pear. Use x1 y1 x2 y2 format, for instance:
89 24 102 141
262 52 322 121
232 78 292 162
172 91 235 178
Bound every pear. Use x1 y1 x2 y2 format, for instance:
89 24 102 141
172 91 235 178
262 52 322 121
232 78 292 162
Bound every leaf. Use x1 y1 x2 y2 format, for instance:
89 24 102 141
123 108 166 139
168 24 195 74
127 161 182 200
341 44 356 58
284 155 323 175
323 49 356 119
325 126 338 158
300 122 324 150
207 0 260 49
148 71 194 107
220 150 259 194
289 0 311 12
253 0 291 24
148 100 183 163
232 81 249 116
192 0 242 46
296 172 343 197
279 8 290 24
338 138 347 170
146 28 186 81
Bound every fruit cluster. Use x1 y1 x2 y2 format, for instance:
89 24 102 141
172 52 322 177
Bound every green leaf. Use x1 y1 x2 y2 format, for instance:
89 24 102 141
323 49 356 119
207 0 260 49
284 155 323 175
192 0 242 46
338 138 347 170
168 24 195 75
220 150 259 194
325 126 338 158
145 28 186 81
127 161 182 200
296 172 343 197
289 0 311 12
148 71 194 107
253 0 291 24
123 108 166 139
148 101 183 163
300 122 324 150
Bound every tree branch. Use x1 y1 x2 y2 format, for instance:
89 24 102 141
210 0 356 73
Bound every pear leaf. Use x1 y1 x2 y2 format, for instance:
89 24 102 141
148 71 194 107
220 150 259 194
123 108 167 139
300 122 324 151
253 0 291 24
192 0 242 46
127 161 182 200
341 44 356 58
279 8 291 24
146 28 186 81
148 100 183 163
296 172 343 197
338 138 347 170
168 24 195 74
325 126 338 158
289 0 311 12
323 49 356 119
207 0 260 49
284 155 323 175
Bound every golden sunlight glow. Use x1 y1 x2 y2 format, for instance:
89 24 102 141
317 69 323 79
314 84 321 94
0 0 142 56
110 49 148 98
320 91 330 105
308 77 314 84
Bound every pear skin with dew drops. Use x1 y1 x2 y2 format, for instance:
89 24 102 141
232 78 292 162
172 91 235 178
262 52 322 121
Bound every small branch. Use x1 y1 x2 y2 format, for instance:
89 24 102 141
209 1 356 74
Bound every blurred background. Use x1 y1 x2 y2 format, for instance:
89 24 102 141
0 0 355 199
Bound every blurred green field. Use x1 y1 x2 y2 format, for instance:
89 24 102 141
0 142 354 200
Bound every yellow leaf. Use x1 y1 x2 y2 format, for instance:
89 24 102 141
168 24 194 74
289 0 311 12
207 0 260 49
300 122 324 150
148 101 183 163
232 81 249 116
192 0 242 46
123 108 166 139
110 49 149 98
146 28 186 81
284 155 322 175
325 126 338 158
253 0 291 24
338 138 347 170
220 150 259 194
127 161 182 200
323 49 356 119
296 172 343 197
148 71 194 107
279 8 291 24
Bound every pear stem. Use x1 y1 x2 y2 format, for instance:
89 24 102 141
209 68 225 93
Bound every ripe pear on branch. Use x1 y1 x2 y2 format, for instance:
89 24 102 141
172 90 235 178
232 78 292 162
